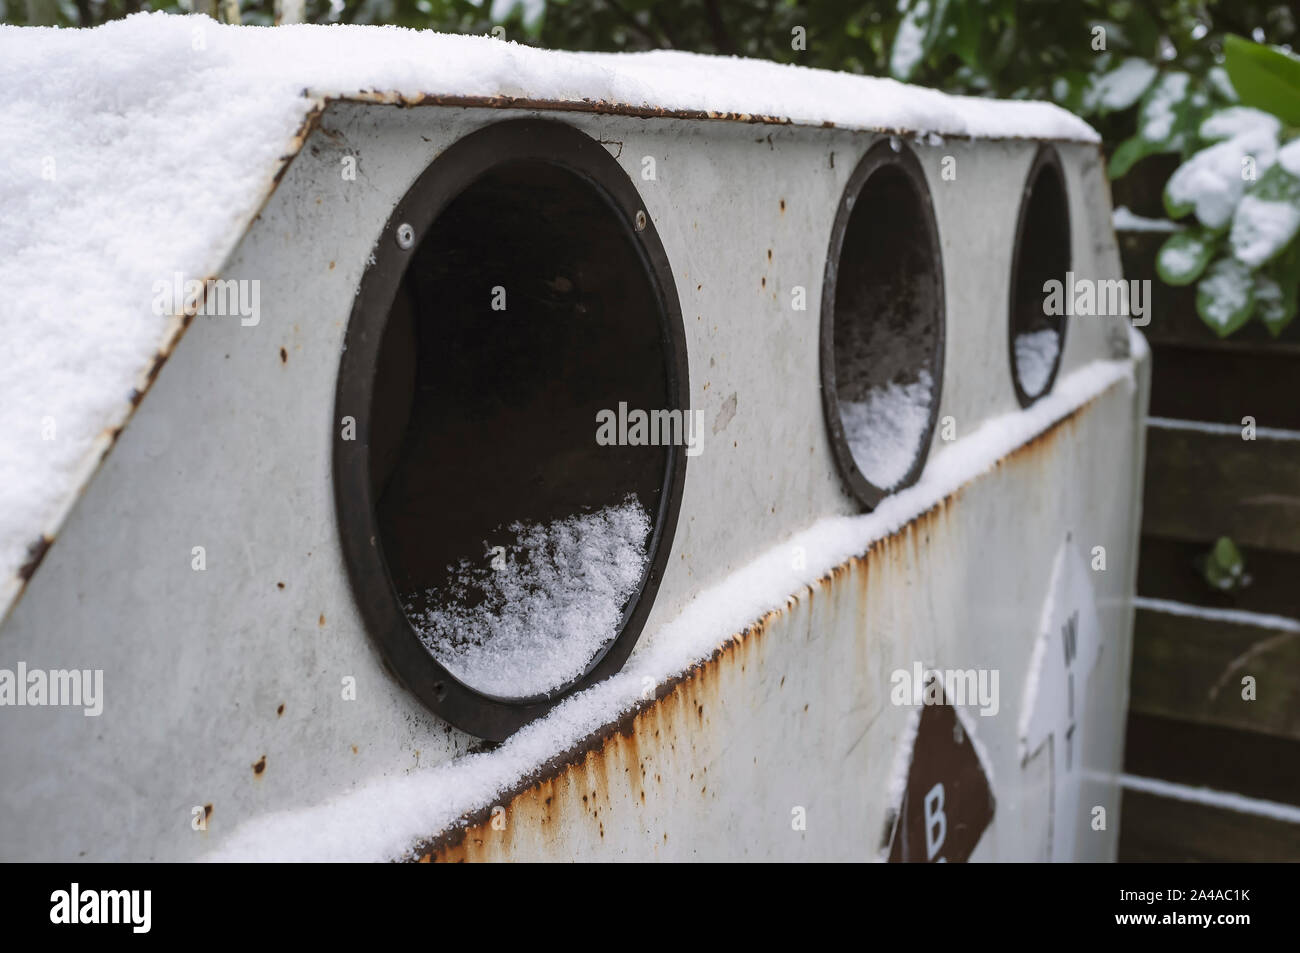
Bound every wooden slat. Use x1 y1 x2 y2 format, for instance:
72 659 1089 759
1130 605 1300 739
1124 713 1300 807
1146 346 1300 429
1110 153 1182 221
1118 788 1300 862
1137 537 1300 619
1142 424 1300 552
1141 306 1300 356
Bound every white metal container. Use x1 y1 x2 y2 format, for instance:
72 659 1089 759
0 81 1148 862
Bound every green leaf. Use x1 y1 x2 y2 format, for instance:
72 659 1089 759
1120 6 1159 58
1224 34 1300 127
1258 239 1300 335
1213 536 1243 570
1108 134 1155 179
1156 229 1216 285
1202 536 1247 592
1053 70 1092 116
1196 257 1256 336
948 0 982 68
890 0 950 81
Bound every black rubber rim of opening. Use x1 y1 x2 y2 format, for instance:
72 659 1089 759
818 138 946 511
1008 145 1071 409
332 118 690 742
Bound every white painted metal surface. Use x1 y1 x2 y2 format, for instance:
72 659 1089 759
0 103 1148 861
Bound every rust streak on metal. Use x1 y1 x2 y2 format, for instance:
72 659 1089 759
408 393 1102 862
274 100 327 185
417 620 762 862
16 536 53 583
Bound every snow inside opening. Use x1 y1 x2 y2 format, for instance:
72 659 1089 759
1010 154 1070 402
404 498 649 697
839 371 935 492
368 157 670 698
830 162 942 493
1014 329 1061 398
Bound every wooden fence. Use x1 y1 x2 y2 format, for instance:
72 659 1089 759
1115 221 1300 861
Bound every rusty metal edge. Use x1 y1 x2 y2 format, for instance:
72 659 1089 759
322 90 1102 145
0 98 330 628
405 387 1107 862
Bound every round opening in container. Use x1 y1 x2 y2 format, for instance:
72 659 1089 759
334 120 688 741
820 139 945 510
1008 146 1071 407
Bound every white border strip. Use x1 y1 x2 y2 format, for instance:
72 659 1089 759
1147 416 1300 442
1121 773 1300 825
1134 596 1300 633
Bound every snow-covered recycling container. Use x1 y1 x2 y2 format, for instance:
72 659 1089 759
0 16 1149 862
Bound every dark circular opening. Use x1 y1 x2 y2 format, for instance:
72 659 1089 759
1009 147 1071 407
334 120 688 740
820 139 945 510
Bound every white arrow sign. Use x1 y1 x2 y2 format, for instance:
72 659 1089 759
1019 534 1102 862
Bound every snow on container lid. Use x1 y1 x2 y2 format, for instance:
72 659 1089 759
0 12 1097 622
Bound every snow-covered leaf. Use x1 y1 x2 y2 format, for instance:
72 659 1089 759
1110 71 1217 180
1090 58 1157 115
1278 138 1300 178
1257 239 1300 336
1196 257 1256 336
1199 106 1280 143
1164 126 1278 226
1254 272 1298 336
1135 72 1196 151
1156 228 1216 285
1206 66 1239 104
1230 163 1300 267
